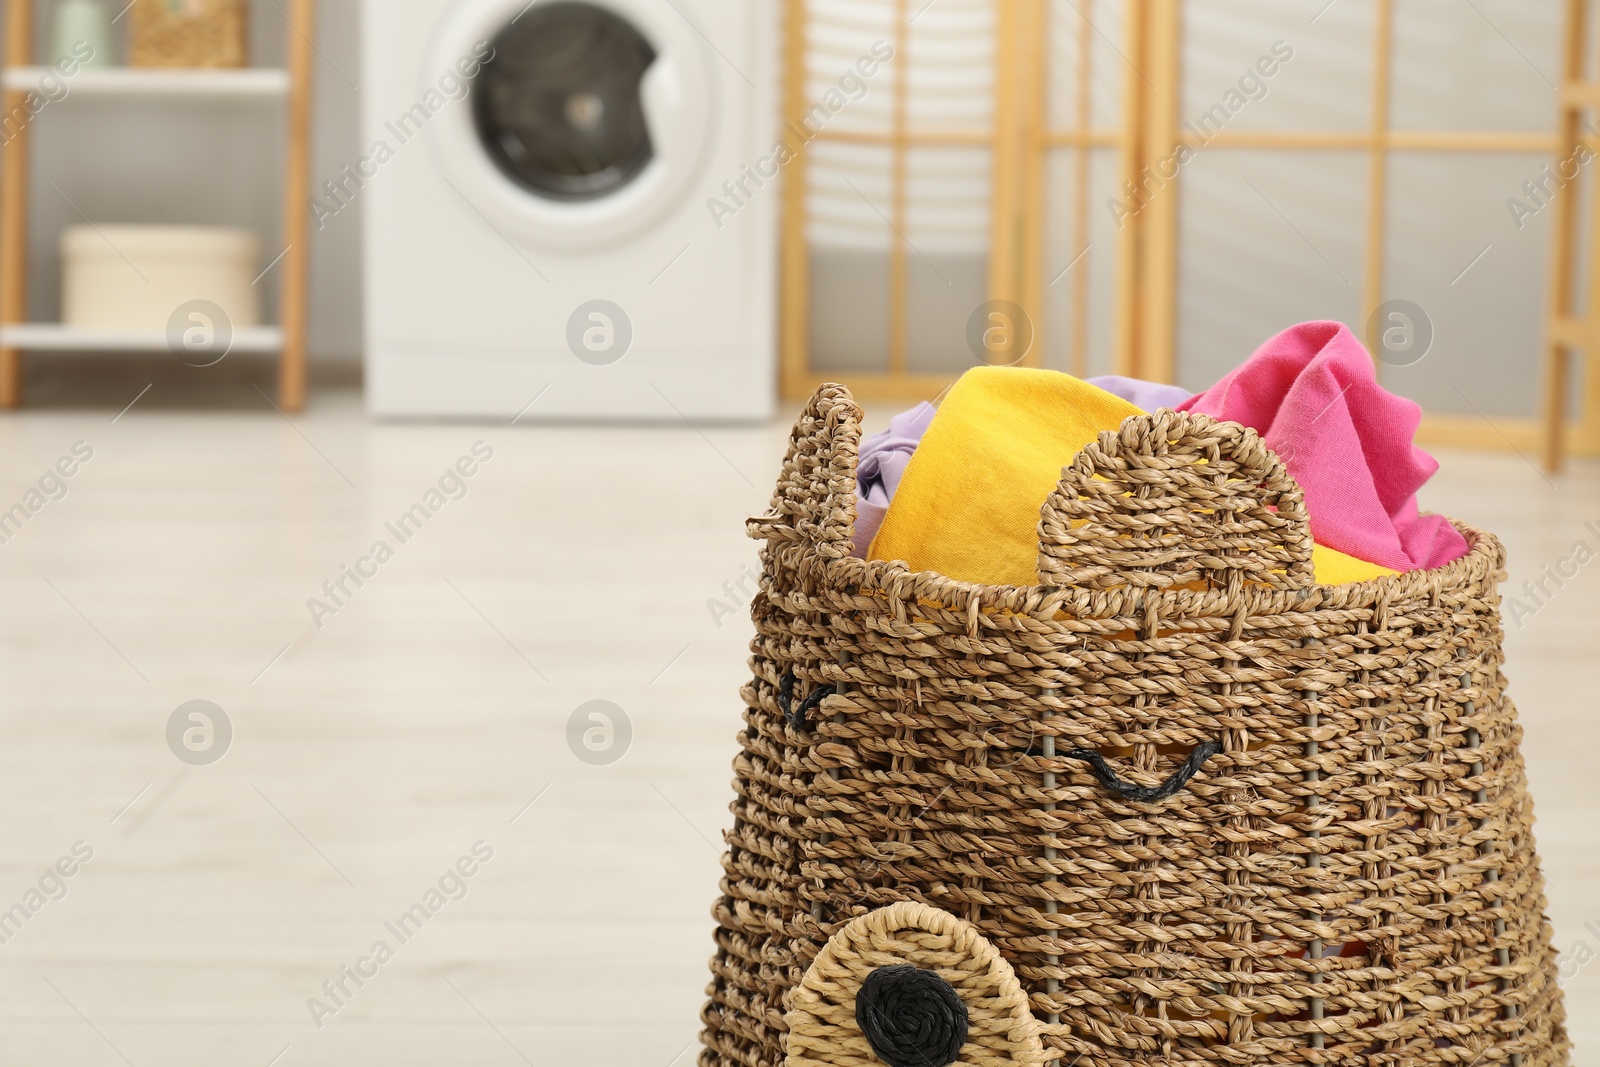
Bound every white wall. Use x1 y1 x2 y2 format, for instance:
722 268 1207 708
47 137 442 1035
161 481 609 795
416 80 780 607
2 0 363 362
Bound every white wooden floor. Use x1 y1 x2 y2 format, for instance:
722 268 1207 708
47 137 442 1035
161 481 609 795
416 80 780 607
0 376 1594 1066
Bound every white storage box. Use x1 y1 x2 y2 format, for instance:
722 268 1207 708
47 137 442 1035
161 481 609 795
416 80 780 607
61 226 261 331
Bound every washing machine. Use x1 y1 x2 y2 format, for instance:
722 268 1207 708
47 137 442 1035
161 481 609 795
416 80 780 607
360 0 777 419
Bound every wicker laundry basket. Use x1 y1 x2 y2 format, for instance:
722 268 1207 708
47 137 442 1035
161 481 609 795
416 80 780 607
129 0 248 68
701 384 1569 1067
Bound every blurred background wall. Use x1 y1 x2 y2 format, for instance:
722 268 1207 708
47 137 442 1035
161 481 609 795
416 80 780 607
0 0 1574 420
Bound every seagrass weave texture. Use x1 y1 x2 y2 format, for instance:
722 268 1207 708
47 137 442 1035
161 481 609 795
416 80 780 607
702 385 1568 1067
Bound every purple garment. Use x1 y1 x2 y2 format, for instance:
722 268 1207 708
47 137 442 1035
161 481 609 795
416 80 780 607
849 378 1188 557
1087 375 1194 411
852 402 936 557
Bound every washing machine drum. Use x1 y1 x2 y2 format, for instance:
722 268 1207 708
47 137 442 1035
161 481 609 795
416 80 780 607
430 0 715 250
475 4 657 201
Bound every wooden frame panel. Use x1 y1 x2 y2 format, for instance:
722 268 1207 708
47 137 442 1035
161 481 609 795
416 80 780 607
779 0 1599 463
887 0 909 377
987 0 1021 316
1065 0 1093 376
1132 0 1180 383
780 0 1066 397
778 0 811 400
278 0 316 412
1362 0 1394 360
1544 0 1599 469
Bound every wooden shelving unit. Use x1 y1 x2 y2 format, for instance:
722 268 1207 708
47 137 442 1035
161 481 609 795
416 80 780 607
0 0 315 410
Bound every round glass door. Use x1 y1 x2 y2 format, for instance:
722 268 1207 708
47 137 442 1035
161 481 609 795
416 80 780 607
473 3 659 201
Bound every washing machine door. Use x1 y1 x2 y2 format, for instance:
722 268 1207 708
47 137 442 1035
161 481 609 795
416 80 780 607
427 0 715 250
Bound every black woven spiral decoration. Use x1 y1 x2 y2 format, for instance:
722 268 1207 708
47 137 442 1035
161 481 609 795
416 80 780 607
854 964 969 1067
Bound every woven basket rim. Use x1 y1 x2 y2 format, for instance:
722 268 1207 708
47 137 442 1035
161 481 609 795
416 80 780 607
754 382 1505 622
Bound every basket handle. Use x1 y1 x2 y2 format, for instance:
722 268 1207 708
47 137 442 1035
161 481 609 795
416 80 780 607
747 383 863 559
1036 409 1315 593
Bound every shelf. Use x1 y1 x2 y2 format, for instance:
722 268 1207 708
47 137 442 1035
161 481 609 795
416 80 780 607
0 67 289 99
0 0 313 408
0 324 285 353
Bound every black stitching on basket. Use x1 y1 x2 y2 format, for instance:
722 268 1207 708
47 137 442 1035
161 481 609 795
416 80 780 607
1061 741 1223 802
777 669 835 730
855 964 969 1067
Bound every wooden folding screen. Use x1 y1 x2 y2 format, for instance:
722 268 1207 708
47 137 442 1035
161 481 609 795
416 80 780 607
780 0 1600 463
